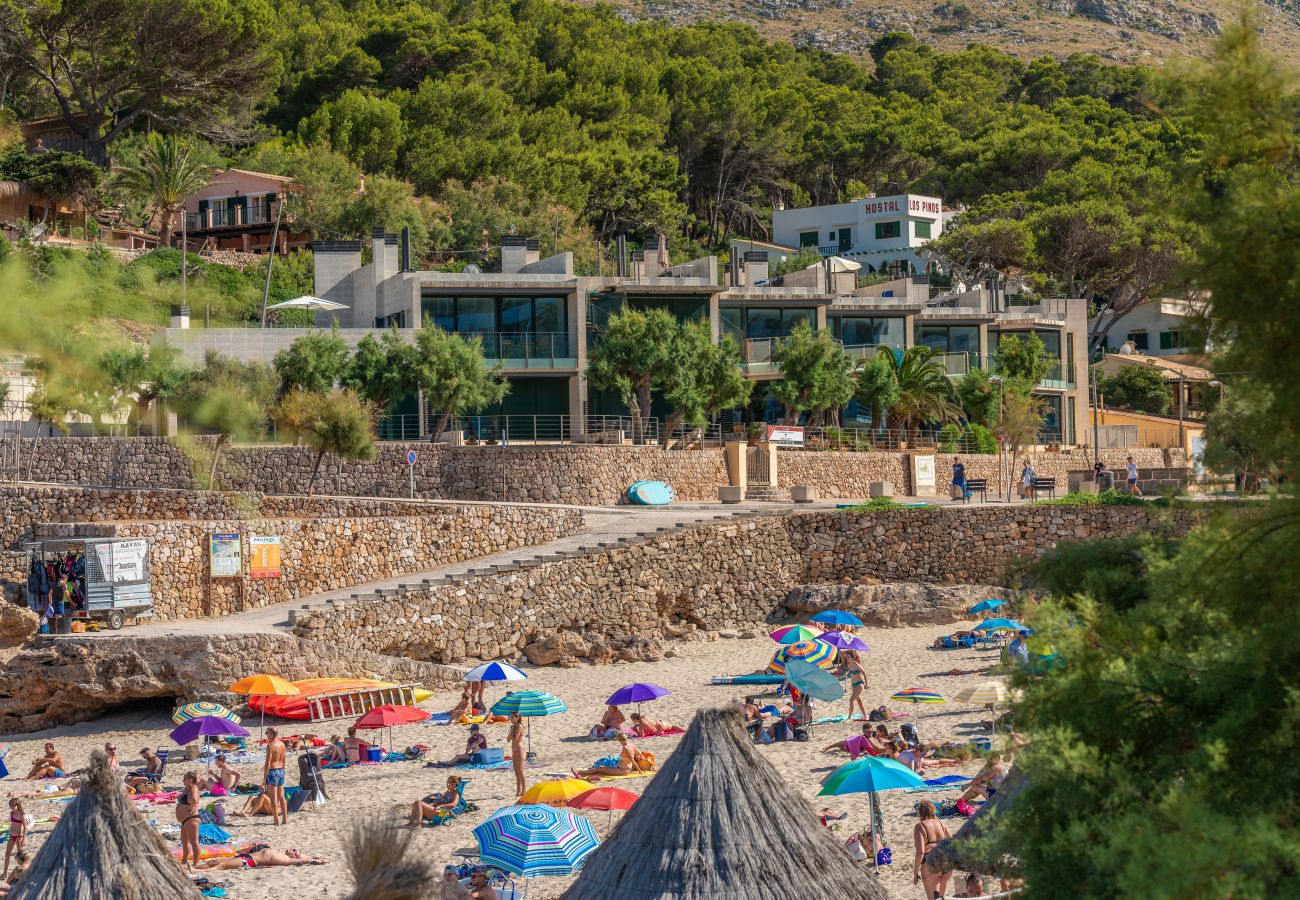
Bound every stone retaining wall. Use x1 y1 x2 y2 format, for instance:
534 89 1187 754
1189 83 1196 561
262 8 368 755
0 634 464 733
63 505 583 620
293 504 1199 663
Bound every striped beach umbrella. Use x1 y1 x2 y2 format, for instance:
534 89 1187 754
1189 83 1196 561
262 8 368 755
464 662 528 683
891 687 945 720
769 624 823 644
953 682 1008 705
473 804 600 877
171 701 240 726
768 639 837 675
490 690 568 757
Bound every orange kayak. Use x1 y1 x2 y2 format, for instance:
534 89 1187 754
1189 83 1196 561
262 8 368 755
246 678 434 720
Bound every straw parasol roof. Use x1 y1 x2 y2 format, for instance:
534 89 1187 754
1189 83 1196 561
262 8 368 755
925 767 1027 877
11 749 200 899
562 707 890 900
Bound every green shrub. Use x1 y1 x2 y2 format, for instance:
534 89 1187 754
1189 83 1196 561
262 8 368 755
964 423 999 454
938 422 962 452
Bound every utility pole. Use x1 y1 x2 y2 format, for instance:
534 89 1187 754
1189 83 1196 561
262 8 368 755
180 211 187 304
259 197 285 328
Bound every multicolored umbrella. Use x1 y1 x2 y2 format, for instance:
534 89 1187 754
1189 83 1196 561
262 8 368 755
819 632 870 653
818 756 926 873
769 624 823 644
473 804 600 877
768 639 837 675
605 683 671 707
169 716 250 747
974 618 1025 633
171 702 240 726
953 682 1007 705
490 691 568 756
891 687 945 720
810 610 864 627
967 599 1006 616
520 779 593 807
464 662 528 683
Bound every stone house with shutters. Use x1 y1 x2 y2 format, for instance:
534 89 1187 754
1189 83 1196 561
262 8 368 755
174 168 310 254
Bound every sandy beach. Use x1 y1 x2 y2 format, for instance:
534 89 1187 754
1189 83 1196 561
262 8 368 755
2 623 1006 899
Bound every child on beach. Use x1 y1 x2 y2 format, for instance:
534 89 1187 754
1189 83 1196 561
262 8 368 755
0 850 28 896
3 800 25 878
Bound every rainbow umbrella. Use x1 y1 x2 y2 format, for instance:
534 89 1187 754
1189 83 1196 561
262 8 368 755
171 701 240 726
890 687 945 720
769 624 823 644
768 639 837 675
473 804 599 877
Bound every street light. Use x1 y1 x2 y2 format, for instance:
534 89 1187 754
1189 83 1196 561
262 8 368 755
1208 379 1226 403
989 376 1004 500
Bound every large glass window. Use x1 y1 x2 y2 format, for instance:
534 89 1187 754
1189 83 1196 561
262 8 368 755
747 308 784 340
456 297 494 334
991 329 1061 357
830 316 904 348
918 324 979 353
720 306 744 339
420 296 455 330
417 293 569 358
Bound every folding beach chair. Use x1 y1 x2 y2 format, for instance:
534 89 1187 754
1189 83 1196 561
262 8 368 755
425 779 474 827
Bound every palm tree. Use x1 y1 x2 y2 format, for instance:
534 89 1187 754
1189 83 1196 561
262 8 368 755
113 134 219 248
875 345 962 443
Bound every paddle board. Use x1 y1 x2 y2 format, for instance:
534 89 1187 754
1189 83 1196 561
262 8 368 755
628 481 674 505
710 675 787 685
247 678 434 720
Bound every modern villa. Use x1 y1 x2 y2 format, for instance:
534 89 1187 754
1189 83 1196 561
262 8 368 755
160 231 1090 444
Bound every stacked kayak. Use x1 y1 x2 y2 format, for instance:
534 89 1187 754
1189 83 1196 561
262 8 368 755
246 678 434 720
627 481 674 505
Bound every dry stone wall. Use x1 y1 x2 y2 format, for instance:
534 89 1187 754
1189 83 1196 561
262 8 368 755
67 505 583 620
0 633 465 733
293 504 1199 664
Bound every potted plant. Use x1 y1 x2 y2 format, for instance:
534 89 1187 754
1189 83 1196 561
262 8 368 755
746 422 766 446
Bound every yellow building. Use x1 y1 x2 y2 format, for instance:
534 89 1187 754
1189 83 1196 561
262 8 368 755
1089 406 1204 456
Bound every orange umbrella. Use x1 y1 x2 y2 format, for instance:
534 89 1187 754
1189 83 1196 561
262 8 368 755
228 674 300 737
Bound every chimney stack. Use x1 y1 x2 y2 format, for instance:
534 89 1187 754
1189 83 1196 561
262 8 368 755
170 304 190 329
744 251 769 285
400 227 411 272
615 235 627 278
501 235 528 274
525 238 540 268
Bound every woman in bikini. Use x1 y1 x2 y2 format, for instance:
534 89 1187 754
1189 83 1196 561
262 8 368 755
193 845 327 870
627 713 681 737
408 776 465 825
840 650 869 722
176 771 202 871
508 713 527 798
572 732 644 779
913 800 952 900
3 799 25 879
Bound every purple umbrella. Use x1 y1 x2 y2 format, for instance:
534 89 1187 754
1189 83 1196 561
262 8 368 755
606 683 671 707
169 715 251 746
820 632 871 653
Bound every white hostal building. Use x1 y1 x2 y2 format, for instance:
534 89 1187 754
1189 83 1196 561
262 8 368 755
771 194 944 275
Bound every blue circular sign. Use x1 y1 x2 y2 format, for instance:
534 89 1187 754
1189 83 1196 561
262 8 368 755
407 450 418 465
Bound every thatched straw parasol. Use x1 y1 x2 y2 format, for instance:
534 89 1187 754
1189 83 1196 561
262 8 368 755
11 749 200 899
344 816 435 900
563 707 891 899
925 767 1027 877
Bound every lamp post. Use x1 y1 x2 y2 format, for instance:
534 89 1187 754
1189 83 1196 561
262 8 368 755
1208 379 1226 403
989 376 1004 500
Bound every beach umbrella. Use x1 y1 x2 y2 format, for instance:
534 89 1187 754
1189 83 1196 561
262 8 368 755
819 632 870 653
266 295 348 311
490 691 568 757
520 778 593 807
464 662 528 682
606 683 671 710
768 639 837 675
568 786 639 828
819 756 926 873
785 659 845 704
354 704 432 753
890 687 946 721
228 673 300 738
967 599 1006 616
954 681 1009 737
171 701 240 726
974 618 1025 633
769 624 822 644
810 610 864 627
473 804 600 877
168 716 250 747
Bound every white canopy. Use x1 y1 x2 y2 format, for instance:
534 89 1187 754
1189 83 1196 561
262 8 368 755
266 295 349 311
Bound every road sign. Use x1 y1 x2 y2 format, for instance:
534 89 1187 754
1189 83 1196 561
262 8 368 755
407 449 417 465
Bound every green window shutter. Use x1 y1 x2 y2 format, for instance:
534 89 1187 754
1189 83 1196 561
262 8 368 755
915 221 931 239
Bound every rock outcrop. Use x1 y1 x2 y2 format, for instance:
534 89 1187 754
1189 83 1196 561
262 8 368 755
0 634 463 734
783 582 1011 627
0 604 39 649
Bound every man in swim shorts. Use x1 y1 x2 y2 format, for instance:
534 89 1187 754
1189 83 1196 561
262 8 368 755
264 728 287 827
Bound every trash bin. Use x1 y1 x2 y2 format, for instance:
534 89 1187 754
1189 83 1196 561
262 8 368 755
56 616 72 635
1098 471 1115 492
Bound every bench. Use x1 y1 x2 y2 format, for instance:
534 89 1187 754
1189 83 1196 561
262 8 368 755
960 478 988 503
1030 476 1057 500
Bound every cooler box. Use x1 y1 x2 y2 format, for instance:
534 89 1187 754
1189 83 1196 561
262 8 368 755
470 748 504 765
366 748 383 762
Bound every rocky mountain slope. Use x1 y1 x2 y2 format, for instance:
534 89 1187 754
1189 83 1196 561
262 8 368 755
596 0 1300 63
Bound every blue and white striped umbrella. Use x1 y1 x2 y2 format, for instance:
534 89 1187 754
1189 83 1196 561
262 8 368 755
473 804 599 877
464 661 529 683
490 690 567 718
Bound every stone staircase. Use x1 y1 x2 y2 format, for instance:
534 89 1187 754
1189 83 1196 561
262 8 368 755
743 484 790 502
286 509 776 624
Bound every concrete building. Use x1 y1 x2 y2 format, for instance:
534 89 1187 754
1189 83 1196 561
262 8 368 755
160 231 1090 445
770 194 944 275
174 169 310 255
1093 297 1207 356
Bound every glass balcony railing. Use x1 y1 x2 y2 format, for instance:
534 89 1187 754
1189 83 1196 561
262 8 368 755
457 332 576 369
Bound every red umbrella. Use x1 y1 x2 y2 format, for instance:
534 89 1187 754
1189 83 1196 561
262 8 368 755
568 786 639 827
354 704 431 755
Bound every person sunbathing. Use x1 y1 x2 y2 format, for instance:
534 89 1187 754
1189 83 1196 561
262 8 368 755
628 713 681 737
192 845 327 869
961 756 1011 802
589 705 625 739
320 736 345 765
123 748 163 790
408 776 465 825
25 744 66 780
572 733 645 779
234 789 276 818
448 689 473 723
343 726 371 763
821 724 884 760
952 873 987 897
281 734 319 752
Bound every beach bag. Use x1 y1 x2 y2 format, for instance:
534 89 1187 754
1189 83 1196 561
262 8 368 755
634 750 655 771
956 799 975 817
792 724 810 742
844 833 869 862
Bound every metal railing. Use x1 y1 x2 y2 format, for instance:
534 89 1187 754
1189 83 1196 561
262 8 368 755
468 332 574 367
782 426 1066 452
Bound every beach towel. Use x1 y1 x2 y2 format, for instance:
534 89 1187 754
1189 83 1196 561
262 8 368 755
905 776 972 793
453 760 540 771
579 770 653 783
428 712 451 724
198 824 231 845
621 727 685 739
